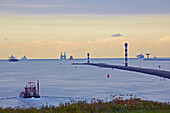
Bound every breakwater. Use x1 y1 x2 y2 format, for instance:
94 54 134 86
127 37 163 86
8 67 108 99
143 58 170 61
72 63 170 79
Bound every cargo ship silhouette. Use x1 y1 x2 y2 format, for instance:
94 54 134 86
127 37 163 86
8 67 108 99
8 55 19 62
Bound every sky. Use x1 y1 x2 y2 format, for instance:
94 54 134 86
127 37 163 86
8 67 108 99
0 0 170 59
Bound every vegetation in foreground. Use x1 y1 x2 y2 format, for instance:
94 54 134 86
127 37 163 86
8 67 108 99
0 94 170 113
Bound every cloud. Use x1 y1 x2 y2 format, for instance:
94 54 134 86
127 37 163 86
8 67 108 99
0 3 95 9
0 3 62 8
0 36 170 58
0 37 126 58
111 33 122 37
0 0 170 15
4 38 8 40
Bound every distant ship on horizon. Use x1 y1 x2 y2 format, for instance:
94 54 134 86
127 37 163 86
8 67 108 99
8 55 19 62
137 54 144 58
69 56 73 60
21 56 27 60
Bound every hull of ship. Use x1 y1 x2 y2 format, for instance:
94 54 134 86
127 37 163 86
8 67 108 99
8 59 19 62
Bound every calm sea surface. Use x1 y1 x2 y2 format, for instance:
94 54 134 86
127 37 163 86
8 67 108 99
0 58 170 108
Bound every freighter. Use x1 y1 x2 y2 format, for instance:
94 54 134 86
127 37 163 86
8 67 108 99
8 55 19 62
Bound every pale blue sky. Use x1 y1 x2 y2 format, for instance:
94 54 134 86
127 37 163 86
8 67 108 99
0 0 170 15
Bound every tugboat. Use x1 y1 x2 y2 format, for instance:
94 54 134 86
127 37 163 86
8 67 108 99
19 80 40 98
8 55 19 62
69 56 73 60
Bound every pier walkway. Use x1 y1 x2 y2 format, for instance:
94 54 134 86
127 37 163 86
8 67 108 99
72 63 170 79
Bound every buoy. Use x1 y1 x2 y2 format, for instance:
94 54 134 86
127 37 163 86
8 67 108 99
107 73 110 78
75 66 77 68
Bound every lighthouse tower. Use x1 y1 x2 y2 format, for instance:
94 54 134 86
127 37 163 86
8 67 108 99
87 53 90 63
124 43 128 67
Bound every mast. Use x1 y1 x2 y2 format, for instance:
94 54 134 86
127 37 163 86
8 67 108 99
37 80 39 95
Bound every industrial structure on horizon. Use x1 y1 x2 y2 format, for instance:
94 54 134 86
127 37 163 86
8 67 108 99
60 52 66 59
146 53 150 59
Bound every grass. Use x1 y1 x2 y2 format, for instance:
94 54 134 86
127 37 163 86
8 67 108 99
0 94 170 113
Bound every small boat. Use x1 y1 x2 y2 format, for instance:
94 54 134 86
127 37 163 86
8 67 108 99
21 56 27 60
136 54 144 58
19 80 40 98
8 55 19 62
69 56 73 60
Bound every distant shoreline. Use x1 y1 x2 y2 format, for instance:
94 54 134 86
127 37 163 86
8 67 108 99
0 57 170 61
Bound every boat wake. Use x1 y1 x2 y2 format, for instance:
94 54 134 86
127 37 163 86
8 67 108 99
0 96 88 108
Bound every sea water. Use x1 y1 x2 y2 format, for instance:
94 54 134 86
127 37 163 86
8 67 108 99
0 58 170 108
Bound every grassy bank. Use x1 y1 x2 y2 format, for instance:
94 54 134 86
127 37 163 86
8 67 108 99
0 94 170 113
